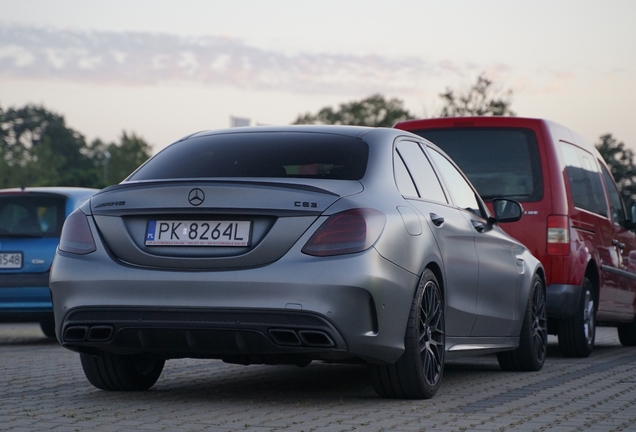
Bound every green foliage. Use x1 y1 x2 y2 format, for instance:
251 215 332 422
437 74 515 117
0 103 152 189
595 133 636 204
106 132 152 183
293 94 415 127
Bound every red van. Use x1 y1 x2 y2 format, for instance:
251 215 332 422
395 117 636 357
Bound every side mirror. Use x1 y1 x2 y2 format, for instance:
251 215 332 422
492 198 523 223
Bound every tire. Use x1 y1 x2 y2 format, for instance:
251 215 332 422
557 277 595 358
80 351 165 391
618 318 636 346
369 269 445 399
497 274 547 371
39 320 56 339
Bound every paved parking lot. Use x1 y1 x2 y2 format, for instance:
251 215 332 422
2 323 636 431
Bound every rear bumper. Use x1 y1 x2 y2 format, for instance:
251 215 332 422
50 247 419 364
58 306 350 364
0 272 53 322
546 283 581 319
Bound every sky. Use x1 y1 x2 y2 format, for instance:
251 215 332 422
1 0 635 155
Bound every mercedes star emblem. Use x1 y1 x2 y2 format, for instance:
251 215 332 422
188 188 205 206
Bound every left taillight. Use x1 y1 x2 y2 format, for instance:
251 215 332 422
302 208 386 257
59 209 96 255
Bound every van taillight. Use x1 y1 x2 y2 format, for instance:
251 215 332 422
547 215 569 256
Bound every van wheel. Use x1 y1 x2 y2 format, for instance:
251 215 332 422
369 269 445 399
618 318 636 346
497 274 547 371
558 278 595 358
80 351 165 391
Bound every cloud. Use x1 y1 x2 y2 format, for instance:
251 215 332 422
510 68 576 96
0 25 484 95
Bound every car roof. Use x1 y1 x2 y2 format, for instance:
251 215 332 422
184 124 378 140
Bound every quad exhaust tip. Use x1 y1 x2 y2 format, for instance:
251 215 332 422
268 328 335 347
63 325 114 343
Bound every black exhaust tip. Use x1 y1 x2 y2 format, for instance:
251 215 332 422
298 330 335 347
87 325 114 342
63 326 89 342
268 329 302 346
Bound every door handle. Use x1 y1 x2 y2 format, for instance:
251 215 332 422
430 213 445 227
471 220 485 233
612 239 625 250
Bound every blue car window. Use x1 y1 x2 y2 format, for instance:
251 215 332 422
0 195 66 237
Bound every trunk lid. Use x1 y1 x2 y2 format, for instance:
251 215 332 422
90 179 362 269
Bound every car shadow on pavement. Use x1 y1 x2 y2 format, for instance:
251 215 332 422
73 361 381 402
0 323 60 346
0 337 59 347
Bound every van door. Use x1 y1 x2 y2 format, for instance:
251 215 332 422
600 164 636 318
560 142 620 315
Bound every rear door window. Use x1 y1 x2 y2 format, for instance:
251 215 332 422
560 142 608 217
393 150 419 198
427 148 482 216
0 194 66 237
410 128 543 202
395 141 447 203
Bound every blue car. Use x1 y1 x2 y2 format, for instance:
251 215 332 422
0 187 99 337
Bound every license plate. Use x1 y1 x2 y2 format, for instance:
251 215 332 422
145 220 251 246
0 252 22 269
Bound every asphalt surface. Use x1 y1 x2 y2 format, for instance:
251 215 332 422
1 323 636 431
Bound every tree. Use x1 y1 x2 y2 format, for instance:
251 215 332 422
105 132 152 184
595 133 636 205
293 94 415 127
0 103 153 189
437 74 515 117
0 104 97 188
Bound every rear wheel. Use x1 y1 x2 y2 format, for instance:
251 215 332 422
497 274 547 371
618 318 636 346
39 320 56 339
369 269 445 399
558 277 595 358
80 351 165 391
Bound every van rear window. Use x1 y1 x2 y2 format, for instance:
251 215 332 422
409 128 543 202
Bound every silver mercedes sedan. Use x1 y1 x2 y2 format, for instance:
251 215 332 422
50 125 546 399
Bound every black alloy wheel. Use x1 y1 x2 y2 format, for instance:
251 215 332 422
498 274 547 371
369 268 445 399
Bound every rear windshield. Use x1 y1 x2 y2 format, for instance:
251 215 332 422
410 127 543 202
0 194 66 237
128 132 369 181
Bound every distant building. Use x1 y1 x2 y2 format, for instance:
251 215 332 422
230 116 250 127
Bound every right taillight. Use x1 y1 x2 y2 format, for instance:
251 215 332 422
59 209 96 255
547 215 569 256
302 208 385 257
